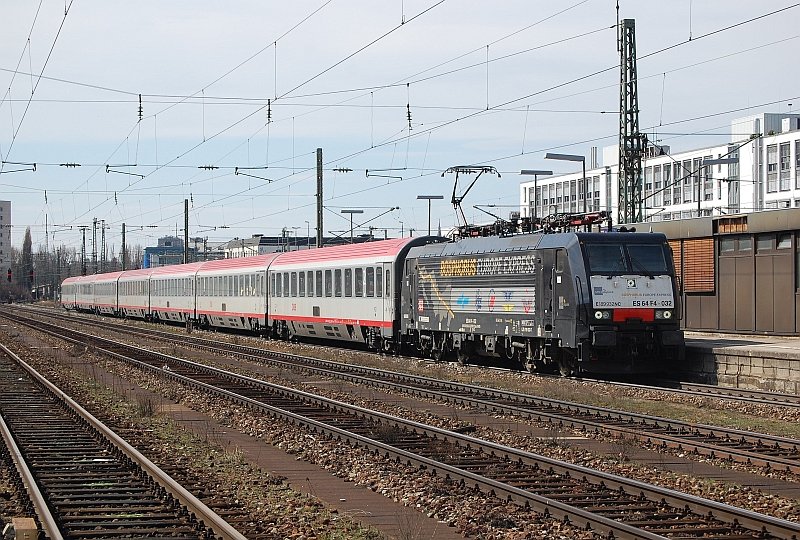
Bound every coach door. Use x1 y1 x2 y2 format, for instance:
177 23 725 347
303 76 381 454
382 263 393 334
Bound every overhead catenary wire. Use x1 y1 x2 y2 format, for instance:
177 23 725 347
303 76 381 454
15 3 800 250
1 0 73 174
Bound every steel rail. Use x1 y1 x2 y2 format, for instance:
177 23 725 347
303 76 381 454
29 306 800 408
0 343 248 540
10 317 800 540
0 404 63 539
8 308 800 474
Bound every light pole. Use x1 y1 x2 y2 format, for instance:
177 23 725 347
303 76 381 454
416 195 443 236
519 169 552 222
304 220 311 249
545 153 586 214
699 157 738 217
341 209 364 243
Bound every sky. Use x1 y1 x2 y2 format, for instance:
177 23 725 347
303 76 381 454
1 0 798 254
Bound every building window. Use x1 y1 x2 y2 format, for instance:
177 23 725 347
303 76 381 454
703 156 714 201
796 140 800 190
692 158 702 203
780 142 791 191
767 144 778 193
756 235 773 253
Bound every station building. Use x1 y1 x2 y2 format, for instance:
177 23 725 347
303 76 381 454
519 112 800 223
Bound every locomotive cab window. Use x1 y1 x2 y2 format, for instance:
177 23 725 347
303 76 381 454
585 244 627 273
627 244 669 273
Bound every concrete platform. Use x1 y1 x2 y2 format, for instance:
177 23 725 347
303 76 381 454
683 332 800 392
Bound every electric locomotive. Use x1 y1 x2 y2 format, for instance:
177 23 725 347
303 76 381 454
401 231 683 375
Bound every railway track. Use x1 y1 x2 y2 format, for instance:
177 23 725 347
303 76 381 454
24 306 800 408
0 343 247 540
10 307 800 476
3 311 800 539
566 375 800 409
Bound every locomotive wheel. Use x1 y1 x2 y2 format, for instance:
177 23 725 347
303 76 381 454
456 341 473 366
556 355 578 377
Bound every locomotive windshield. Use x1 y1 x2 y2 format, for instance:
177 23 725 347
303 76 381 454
585 243 670 274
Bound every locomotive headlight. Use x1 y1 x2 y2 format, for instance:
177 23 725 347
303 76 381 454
594 310 611 320
594 310 604 320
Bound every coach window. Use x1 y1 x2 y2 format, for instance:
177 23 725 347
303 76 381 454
385 269 391 298
299 271 305 297
275 273 282 296
283 273 290 297
315 270 323 297
307 271 314 297
334 269 342 297
355 268 364 297
344 268 353 297
325 270 333 297
376 267 383 297
366 267 375 297
232 275 238 296
271 274 276 296
291 272 297 297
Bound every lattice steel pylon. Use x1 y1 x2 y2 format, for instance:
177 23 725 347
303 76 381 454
617 18 645 224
